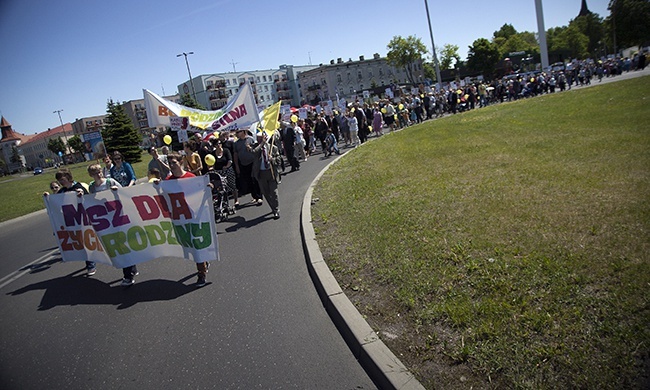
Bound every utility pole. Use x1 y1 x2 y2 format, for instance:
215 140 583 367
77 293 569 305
230 59 239 73
534 0 550 69
177 52 197 102
424 0 442 91
53 109 69 165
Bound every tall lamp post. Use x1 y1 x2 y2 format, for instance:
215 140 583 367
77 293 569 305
424 0 442 91
53 109 69 165
177 51 198 103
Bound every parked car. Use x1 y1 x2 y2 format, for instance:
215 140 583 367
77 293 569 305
33 167 43 175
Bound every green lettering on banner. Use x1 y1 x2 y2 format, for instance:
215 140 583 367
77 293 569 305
144 224 166 246
160 221 178 245
174 223 193 247
127 226 148 251
192 222 212 249
101 231 130 257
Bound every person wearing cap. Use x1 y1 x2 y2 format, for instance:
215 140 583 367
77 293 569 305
147 146 171 179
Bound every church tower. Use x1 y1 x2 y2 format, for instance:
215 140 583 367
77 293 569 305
578 0 592 17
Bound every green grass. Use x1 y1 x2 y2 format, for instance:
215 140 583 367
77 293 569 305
313 77 650 389
0 152 149 222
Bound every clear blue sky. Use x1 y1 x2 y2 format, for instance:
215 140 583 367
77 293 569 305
0 0 609 135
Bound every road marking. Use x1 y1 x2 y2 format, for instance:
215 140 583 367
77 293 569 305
0 248 60 289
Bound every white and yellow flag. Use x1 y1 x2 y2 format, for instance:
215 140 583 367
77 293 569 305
143 83 259 131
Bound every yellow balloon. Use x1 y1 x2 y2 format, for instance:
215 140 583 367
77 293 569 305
398 104 404 110
381 108 387 114
163 135 172 145
204 154 216 166
291 114 298 123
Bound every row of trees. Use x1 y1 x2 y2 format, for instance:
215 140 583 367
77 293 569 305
387 0 650 82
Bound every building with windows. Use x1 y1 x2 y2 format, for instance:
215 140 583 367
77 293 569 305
178 64 318 110
298 54 425 105
16 121 73 169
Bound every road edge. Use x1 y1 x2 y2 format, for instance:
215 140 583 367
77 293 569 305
300 155 425 390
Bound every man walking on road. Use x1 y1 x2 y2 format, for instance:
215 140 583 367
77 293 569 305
251 132 282 219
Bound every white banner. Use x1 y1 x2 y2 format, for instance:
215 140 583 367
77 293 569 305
44 176 219 269
143 83 259 131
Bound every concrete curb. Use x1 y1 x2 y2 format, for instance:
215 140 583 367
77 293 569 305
300 154 425 390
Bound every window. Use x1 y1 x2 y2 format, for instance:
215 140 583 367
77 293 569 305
226 79 230 86
357 71 363 81
337 74 342 83
264 85 268 91
263 75 267 82
256 77 260 83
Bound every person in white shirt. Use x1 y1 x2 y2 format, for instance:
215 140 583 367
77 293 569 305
87 163 138 286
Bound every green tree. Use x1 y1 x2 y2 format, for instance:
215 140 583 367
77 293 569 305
179 94 206 110
422 61 437 83
607 0 650 49
67 135 85 161
386 35 428 84
439 43 461 70
10 146 21 164
466 38 500 78
551 24 590 59
493 23 518 40
47 137 66 158
102 99 142 163
571 12 605 57
498 32 540 59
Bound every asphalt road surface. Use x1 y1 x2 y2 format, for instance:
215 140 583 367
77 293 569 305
0 145 377 390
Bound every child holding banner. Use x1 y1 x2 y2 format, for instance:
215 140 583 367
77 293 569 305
87 164 140 286
48 168 96 275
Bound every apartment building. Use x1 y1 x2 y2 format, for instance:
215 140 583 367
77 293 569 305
298 54 425 105
178 64 318 111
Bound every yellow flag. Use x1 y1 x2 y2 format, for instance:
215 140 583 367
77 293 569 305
260 101 281 136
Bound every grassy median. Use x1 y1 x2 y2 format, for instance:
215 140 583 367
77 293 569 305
312 77 650 389
0 153 149 222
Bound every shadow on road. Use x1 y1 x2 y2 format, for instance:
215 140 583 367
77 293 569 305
6 271 200 310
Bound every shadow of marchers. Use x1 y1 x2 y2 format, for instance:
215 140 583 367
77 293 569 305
20 257 62 274
7 272 200 311
223 214 270 232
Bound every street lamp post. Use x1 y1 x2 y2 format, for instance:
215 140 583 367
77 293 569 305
53 109 69 165
177 52 198 103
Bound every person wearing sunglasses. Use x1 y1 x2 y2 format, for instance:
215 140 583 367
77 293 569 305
109 151 136 187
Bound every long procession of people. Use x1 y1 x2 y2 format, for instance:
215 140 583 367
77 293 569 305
44 54 646 287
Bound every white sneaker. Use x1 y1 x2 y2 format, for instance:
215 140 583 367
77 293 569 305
121 278 135 286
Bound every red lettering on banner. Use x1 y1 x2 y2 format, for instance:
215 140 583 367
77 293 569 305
154 195 172 218
169 192 193 220
132 195 161 221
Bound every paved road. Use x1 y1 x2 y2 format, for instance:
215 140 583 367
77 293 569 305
1 68 646 390
0 147 377 389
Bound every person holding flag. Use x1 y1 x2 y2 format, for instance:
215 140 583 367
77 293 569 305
251 131 281 219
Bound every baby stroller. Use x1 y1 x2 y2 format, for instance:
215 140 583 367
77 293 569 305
208 169 234 222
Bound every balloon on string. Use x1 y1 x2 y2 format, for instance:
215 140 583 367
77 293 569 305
381 108 387 114
204 154 216 166
290 114 298 123
163 135 172 145
398 104 404 110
